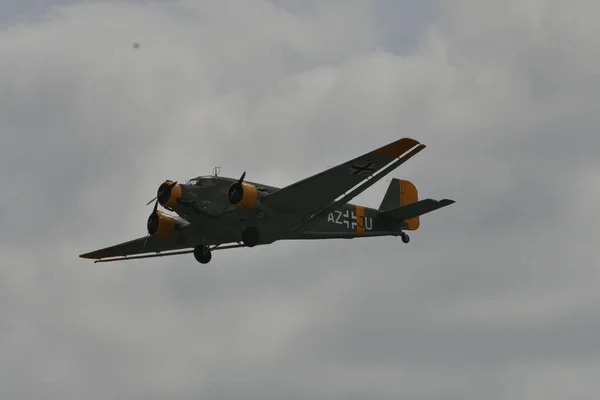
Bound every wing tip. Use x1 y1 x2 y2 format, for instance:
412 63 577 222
372 137 422 158
79 251 104 260
439 199 456 206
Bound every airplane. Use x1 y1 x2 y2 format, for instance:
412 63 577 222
79 137 455 264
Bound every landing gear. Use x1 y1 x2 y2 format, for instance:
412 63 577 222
193 245 212 264
241 226 260 247
401 232 410 243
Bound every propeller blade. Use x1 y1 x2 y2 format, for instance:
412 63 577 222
145 204 157 247
147 181 176 206
221 173 245 214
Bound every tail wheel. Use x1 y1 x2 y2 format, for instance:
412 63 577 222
194 245 212 264
401 233 410 243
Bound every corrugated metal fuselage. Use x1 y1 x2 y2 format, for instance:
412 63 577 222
173 176 402 246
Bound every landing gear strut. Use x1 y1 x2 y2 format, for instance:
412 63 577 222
193 245 212 264
241 226 260 247
401 232 410 244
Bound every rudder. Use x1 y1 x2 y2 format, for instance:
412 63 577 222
379 178 420 230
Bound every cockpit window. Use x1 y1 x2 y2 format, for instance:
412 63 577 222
186 176 216 187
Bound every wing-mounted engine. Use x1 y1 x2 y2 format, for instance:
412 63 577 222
145 181 189 239
147 209 189 239
227 171 265 209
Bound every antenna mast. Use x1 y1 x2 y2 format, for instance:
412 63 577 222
212 166 221 177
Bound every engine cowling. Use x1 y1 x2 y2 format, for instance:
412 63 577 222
157 180 182 209
227 181 258 209
147 210 186 239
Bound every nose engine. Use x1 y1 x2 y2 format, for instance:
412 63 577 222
157 180 182 209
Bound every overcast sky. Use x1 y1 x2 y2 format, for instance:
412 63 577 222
1 0 599 398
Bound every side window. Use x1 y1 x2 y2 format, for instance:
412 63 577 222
195 178 215 187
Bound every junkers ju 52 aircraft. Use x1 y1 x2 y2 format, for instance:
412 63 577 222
80 137 454 264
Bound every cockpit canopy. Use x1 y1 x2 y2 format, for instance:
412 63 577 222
186 176 217 187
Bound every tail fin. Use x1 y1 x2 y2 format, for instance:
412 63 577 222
379 178 420 230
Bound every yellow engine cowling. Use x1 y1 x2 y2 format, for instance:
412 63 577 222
157 180 182 209
227 181 258 209
400 179 420 231
147 210 186 239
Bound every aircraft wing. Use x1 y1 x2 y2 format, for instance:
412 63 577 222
262 137 425 222
79 234 192 261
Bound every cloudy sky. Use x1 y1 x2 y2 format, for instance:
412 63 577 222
1 0 599 398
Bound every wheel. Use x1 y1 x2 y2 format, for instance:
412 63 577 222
198 251 211 264
241 226 260 247
401 233 410 243
193 245 212 264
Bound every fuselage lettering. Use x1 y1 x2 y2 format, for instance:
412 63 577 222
334 210 343 224
327 209 372 231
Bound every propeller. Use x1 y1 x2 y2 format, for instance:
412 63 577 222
143 192 162 248
146 180 178 207
157 180 178 206
221 171 246 214
144 180 177 246
228 172 246 202
151 196 159 213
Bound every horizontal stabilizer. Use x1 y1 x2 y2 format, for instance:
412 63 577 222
381 198 455 221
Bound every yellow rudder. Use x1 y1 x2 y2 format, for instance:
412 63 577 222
400 180 420 230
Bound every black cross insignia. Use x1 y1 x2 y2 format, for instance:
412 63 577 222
348 162 377 175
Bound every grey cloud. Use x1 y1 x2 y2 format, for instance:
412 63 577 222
2 0 600 399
